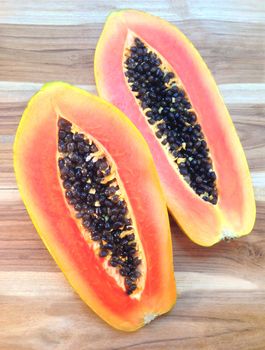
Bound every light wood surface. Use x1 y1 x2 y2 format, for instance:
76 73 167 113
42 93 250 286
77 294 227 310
1 1 265 349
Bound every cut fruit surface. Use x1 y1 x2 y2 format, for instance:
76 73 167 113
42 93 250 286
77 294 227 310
95 9 256 246
14 82 176 331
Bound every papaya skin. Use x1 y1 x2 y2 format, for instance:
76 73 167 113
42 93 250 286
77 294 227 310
94 9 256 246
14 82 176 331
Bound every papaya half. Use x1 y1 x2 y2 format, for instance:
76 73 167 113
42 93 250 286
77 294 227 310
94 9 256 246
14 82 176 331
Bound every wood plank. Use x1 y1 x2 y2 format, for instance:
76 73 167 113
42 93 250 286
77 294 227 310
1 267 265 349
1 189 265 279
0 284 265 350
0 20 264 84
1 0 264 25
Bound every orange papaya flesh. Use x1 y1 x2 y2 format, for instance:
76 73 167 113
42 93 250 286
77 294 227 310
95 10 256 246
14 82 176 331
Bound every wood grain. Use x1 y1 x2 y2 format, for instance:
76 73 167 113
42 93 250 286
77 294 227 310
0 1 265 349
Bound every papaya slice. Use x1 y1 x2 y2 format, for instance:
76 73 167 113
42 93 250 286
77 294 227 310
14 82 176 331
94 10 256 246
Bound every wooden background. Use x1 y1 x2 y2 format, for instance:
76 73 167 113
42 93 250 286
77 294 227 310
0 1 265 349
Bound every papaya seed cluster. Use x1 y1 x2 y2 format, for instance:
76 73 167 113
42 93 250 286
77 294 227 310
58 118 141 295
125 38 218 204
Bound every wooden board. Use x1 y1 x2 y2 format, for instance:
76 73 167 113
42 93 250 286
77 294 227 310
1 1 265 349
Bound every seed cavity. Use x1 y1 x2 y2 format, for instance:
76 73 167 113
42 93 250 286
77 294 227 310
124 37 218 205
57 117 142 295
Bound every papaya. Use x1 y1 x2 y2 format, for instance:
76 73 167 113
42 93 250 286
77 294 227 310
13 82 176 331
94 10 256 246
